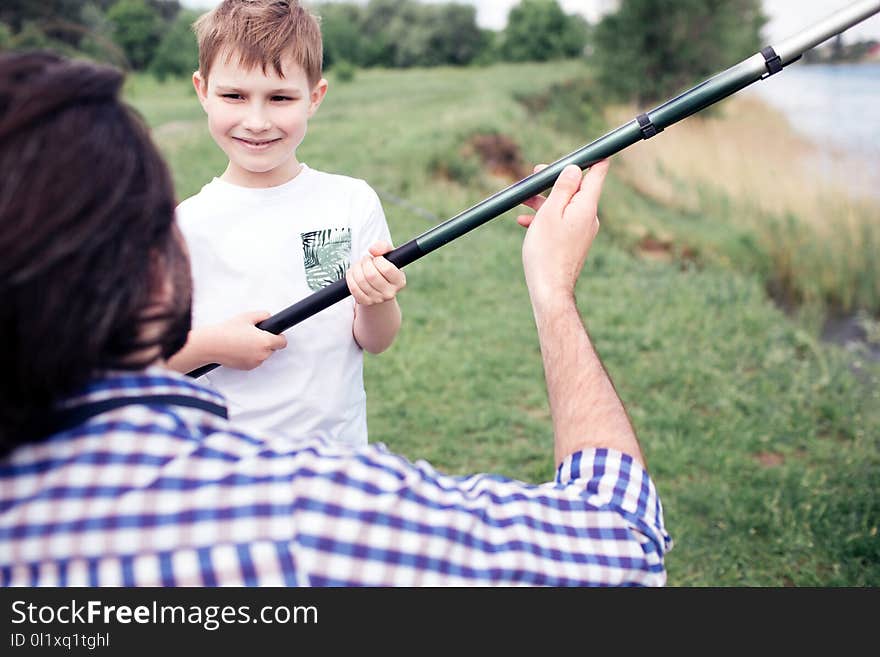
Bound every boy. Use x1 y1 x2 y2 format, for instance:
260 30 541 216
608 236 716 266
168 0 405 447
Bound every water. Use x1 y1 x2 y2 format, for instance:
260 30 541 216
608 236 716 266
746 61 880 199
747 62 879 356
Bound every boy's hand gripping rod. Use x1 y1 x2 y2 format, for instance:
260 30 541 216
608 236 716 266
189 0 880 378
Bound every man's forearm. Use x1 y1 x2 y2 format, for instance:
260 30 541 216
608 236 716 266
532 293 645 469
353 299 402 354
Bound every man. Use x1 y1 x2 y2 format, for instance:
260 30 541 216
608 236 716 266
0 52 671 586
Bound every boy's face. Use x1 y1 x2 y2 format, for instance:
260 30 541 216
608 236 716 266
193 52 327 187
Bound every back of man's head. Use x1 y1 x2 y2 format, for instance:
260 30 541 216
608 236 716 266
194 0 324 86
0 52 185 455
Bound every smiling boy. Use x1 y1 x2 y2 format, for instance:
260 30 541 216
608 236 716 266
168 0 405 446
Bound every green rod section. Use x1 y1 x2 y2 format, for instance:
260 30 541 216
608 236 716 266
412 60 762 255
415 60 767 253
414 122 642 254
413 0 880 255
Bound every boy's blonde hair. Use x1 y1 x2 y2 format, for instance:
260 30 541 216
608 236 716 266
194 0 323 86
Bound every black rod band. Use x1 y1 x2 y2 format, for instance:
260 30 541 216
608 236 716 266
636 113 663 139
761 46 783 77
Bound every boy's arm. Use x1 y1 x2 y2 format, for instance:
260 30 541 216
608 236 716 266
347 241 405 354
166 310 288 372
166 326 218 373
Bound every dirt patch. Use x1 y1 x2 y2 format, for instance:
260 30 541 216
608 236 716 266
637 235 674 262
754 451 786 468
467 133 529 181
635 234 700 269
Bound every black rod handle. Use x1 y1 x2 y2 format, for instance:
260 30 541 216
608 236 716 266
187 239 425 378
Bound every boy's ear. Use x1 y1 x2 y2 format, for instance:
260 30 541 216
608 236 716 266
192 71 209 111
307 78 329 118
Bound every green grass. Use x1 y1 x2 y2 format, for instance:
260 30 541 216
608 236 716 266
127 62 880 586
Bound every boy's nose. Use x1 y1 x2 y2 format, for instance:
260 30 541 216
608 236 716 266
242 108 271 132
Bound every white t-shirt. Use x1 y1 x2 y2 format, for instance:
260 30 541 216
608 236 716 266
175 164 392 447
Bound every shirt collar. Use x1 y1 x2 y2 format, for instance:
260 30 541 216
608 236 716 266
57 365 227 413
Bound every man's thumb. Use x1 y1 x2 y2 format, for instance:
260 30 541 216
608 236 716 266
543 165 583 213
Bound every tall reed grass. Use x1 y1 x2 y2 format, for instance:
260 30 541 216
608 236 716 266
608 97 880 315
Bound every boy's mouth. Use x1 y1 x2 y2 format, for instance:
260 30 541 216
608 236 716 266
233 137 282 150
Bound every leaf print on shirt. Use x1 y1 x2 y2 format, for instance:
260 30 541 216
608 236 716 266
301 227 352 291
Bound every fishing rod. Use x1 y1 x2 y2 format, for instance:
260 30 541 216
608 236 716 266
188 0 880 379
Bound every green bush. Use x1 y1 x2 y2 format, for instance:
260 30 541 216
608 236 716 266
107 0 162 70
150 10 199 80
515 76 605 138
332 59 356 83
594 0 765 104
317 0 490 69
0 22 11 51
501 0 588 62
10 22 79 57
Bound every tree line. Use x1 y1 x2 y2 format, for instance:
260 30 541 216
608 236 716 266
0 0 198 77
1 0 778 105
0 0 588 79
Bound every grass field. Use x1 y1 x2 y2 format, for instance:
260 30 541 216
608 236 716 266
127 61 880 586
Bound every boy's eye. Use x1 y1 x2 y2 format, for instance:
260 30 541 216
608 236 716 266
271 96 294 102
221 93 243 100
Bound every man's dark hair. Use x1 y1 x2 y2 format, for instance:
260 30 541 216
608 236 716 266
0 52 186 454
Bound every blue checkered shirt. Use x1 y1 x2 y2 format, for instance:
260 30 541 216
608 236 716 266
1 367 671 586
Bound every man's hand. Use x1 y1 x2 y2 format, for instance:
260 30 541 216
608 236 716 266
517 161 609 308
514 159 644 468
206 310 288 370
346 241 407 306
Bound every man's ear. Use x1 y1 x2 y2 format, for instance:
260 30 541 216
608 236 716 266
193 71 209 112
149 227 189 308
307 78 329 118
148 247 174 308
